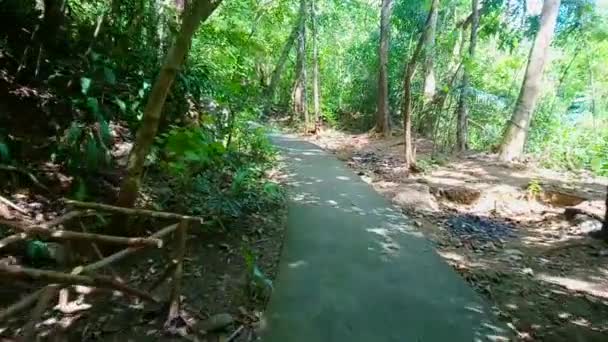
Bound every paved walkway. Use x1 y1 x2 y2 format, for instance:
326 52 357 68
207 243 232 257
259 134 508 342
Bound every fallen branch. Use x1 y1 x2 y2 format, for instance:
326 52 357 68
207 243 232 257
22 286 57 340
0 195 28 215
227 325 245 342
1 220 163 248
0 232 27 249
64 199 204 223
0 164 50 192
0 288 47 321
165 220 188 327
0 264 157 303
0 223 179 319
148 263 177 293
83 223 178 271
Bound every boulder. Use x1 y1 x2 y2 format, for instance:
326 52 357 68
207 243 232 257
392 183 439 213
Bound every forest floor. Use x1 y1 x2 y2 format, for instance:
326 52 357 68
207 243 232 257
0 128 288 342
301 128 608 342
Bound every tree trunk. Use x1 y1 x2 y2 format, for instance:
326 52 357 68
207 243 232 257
116 0 223 210
419 0 438 136
292 0 308 125
310 0 320 123
498 0 560 162
265 16 303 101
455 0 479 152
602 186 608 240
402 0 439 170
375 0 393 136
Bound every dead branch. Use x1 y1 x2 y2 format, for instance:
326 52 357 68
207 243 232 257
0 287 46 321
0 232 27 249
83 223 178 271
0 264 157 303
0 223 178 320
0 195 28 215
1 220 163 248
22 286 57 340
0 164 50 192
148 263 177 293
227 325 245 342
166 220 188 327
40 210 97 229
64 199 204 223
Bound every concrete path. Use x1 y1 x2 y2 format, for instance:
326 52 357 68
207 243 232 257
260 134 508 342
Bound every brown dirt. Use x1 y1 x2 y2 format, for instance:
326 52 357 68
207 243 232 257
304 129 608 341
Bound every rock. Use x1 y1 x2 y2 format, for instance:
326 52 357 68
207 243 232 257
196 313 234 333
575 219 602 234
541 190 586 207
392 184 439 213
522 267 534 276
433 186 481 205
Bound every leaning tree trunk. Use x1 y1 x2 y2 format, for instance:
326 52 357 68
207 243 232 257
292 0 308 125
375 0 393 136
419 0 438 136
310 0 321 123
265 15 303 101
402 0 439 170
498 0 560 162
455 0 479 152
116 0 223 210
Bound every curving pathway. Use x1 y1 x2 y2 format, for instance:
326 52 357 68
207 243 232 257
259 134 508 342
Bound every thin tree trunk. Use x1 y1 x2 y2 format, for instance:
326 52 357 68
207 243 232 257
116 0 223 210
292 0 308 125
402 0 439 170
419 0 438 136
310 0 320 122
265 16 303 101
498 0 560 162
455 0 479 152
376 0 393 136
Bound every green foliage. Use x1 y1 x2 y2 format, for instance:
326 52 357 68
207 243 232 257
526 178 543 200
243 247 273 301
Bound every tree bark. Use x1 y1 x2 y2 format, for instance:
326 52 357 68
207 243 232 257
292 0 308 125
376 0 393 136
310 0 321 122
402 0 439 170
265 16 303 101
116 0 223 210
419 0 439 136
498 0 560 162
455 0 479 152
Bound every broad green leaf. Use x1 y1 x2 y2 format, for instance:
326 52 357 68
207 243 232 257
80 77 92 95
114 97 126 113
103 67 116 85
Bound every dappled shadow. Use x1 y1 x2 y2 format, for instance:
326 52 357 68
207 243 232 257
268 133 512 341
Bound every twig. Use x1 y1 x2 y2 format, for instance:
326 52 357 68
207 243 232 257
0 232 27 249
83 223 178 271
166 220 188 326
0 288 45 321
79 221 121 279
0 223 179 320
64 199 204 223
0 195 28 215
226 325 245 342
148 263 177 293
0 264 157 303
0 220 163 248
0 164 50 192
22 285 57 340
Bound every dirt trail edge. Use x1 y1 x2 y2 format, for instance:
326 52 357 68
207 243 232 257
259 134 509 342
